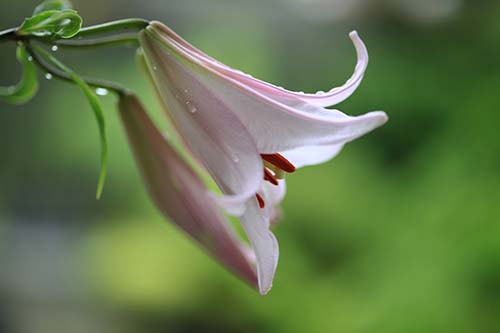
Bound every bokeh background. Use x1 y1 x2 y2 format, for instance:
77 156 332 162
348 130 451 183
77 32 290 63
1 0 500 332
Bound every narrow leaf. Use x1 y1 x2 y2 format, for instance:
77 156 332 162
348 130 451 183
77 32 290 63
18 9 82 38
33 0 73 15
0 45 39 104
33 46 108 199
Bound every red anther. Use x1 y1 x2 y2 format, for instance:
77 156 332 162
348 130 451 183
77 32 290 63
264 168 279 186
255 193 265 208
261 153 296 173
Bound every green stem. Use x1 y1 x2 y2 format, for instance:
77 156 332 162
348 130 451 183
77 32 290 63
52 34 139 48
75 18 149 38
1 18 149 44
26 43 129 96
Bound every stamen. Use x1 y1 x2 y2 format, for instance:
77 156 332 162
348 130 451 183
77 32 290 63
261 153 296 173
264 168 279 186
255 193 265 208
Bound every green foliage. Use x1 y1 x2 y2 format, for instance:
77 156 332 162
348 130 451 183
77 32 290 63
33 0 73 15
0 45 38 104
32 46 108 199
18 9 82 38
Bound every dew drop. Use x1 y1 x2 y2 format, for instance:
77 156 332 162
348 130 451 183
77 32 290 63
232 154 240 163
184 89 188 93
152 66 158 71
95 88 109 96
317 90 325 94
51 45 58 52
45 73 52 80
189 106 197 113
27 56 33 62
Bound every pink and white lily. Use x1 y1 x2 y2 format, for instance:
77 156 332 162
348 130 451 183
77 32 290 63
118 94 278 292
136 21 388 294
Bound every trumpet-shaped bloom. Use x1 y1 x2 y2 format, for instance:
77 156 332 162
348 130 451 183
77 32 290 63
137 21 388 293
119 94 281 293
139 21 387 208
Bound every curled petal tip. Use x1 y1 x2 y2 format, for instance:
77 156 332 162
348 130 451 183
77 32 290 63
349 30 359 38
379 111 389 124
371 111 389 125
364 111 390 131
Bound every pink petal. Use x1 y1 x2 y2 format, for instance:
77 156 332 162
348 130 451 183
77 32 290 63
140 31 264 213
260 179 287 225
118 94 259 288
143 23 388 155
239 197 279 295
281 143 345 168
149 22 368 108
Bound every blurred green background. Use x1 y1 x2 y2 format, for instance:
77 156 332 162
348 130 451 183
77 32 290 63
1 0 500 332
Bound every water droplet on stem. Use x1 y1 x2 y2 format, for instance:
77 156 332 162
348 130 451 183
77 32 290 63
95 88 109 96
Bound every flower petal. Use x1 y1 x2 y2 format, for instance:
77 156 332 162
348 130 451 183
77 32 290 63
280 143 345 168
118 94 259 288
143 23 388 154
150 22 368 108
239 198 279 295
140 30 264 212
260 179 287 225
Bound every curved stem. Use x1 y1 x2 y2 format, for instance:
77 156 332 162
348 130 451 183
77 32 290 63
1 18 149 45
52 34 139 48
75 18 149 38
26 43 129 96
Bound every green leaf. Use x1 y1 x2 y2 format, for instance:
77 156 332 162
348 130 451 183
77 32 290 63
18 9 82 38
33 46 108 199
33 0 73 15
0 45 39 104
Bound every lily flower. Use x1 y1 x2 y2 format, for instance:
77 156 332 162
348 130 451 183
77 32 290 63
118 93 281 293
136 22 388 293
139 21 387 211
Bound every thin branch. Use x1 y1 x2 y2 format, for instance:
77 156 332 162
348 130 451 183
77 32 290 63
53 34 139 48
25 42 129 96
75 18 149 38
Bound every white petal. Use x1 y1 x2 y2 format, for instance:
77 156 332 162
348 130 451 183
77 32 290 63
281 143 345 168
140 30 264 211
118 94 259 287
239 198 279 295
145 25 387 154
261 179 287 208
260 179 287 225
152 21 368 108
